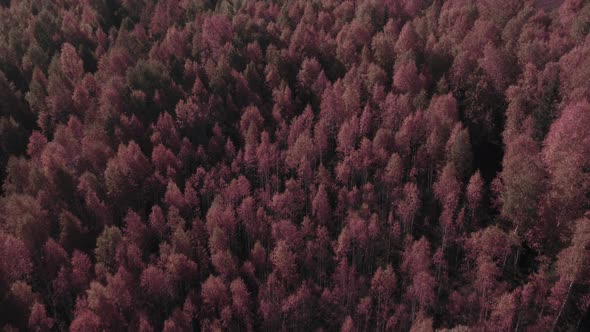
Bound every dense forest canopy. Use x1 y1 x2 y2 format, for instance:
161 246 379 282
0 0 589 331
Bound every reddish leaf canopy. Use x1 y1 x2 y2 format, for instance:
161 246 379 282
0 1 588 331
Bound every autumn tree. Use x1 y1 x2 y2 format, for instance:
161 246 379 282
547 215 590 330
496 134 545 242
542 101 590 224
104 141 152 208
0 1 587 330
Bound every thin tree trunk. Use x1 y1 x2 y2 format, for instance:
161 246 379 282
387 231 392 261
479 288 487 323
551 280 574 332
514 246 521 269
501 253 509 275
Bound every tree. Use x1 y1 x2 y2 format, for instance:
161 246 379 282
496 134 545 236
202 15 233 57
384 153 404 189
211 250 238 279
466 171 484 222
543 101 590 223
0 233 32 283
135 312 155 332
104 141 151 206
393 60 421 94
487 291 516 331
230 278 252 329
256 131 278 183
395 22 419 55
397 182 420 233
270 241 298 287
95 226 123 272
312 184 331 225
163 181 187 212
123 209 150 251
0 1 587 330
152 144 181 178
240 106 264 164
395 110 427 157
434 164 462 248
281 282 314 329
28 302 54 332
408 271 435 314
402 237 432 279
446 124 473 180
478 42 515 92
548 216 590 330
141 265 173 303
152 112 181 150
201 275 230 315
43 238 68 280
71 250 92 292
409 312 434 332
270 179 306 220
477 0 521 27
370 265 397 330
341 315 355 332
298 57 322 92
0 194 49 251
69 310 102 332
27 131 47 161
59 43 84 85
474 255 500 321
401 237 437 320
372 20 398 71
162 309 191 332
149 205 168 238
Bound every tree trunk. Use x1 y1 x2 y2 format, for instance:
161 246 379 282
551 280 574 332
514 246 521 269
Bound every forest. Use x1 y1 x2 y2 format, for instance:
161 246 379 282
0 0 589 331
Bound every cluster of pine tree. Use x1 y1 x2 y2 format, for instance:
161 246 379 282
0 0 589 331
